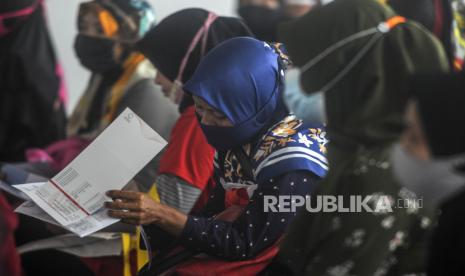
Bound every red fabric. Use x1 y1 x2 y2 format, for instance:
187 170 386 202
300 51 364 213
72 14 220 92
454 58 464 71
80 244 143 276
55 62 69 107
159 105 215 195
170 243 280 276
166 201 279 275
0 192 22 276
166 210 280 276
433 0 444 38
80 254 129 276
224 189 250 208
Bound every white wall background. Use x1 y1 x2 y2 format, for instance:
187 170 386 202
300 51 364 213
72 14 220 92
45 0 236 113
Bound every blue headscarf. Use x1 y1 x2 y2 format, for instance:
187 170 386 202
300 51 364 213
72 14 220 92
183 37 288 151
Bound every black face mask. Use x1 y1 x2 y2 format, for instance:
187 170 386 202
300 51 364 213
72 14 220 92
74 35 121 73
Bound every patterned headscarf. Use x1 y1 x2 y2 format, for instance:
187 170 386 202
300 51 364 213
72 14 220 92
451 0 465 70
77 0 155 41
67 0 156 137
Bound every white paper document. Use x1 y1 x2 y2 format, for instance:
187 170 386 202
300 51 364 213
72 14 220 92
14 108 167 236
15 190 118 238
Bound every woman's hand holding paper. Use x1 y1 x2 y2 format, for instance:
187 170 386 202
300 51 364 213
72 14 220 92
105 190 187 236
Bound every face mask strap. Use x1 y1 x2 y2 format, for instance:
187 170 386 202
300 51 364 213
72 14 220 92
320 32 382 92
300 27 379 72
301 16 406 92
169 12 218 103
0 0 41 36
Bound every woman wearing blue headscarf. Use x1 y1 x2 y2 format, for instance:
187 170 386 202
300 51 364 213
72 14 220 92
106 37 328 274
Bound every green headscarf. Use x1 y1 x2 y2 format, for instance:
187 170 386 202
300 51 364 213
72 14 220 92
275 0 450 274
279 0 449 150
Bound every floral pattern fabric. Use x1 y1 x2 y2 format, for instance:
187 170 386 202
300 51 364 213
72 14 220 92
215 115 328 189
277 146 435 276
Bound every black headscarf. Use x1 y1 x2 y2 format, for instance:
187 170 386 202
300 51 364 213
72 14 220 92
0 0 67 162
410 73 465 157
238 5 286 41
136 8 253 112
0 0 35 12
237 0 312 41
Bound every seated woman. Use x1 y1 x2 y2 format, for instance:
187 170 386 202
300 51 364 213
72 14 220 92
273 0 449 274
0 0 67 162
8 0 178 189
12 1 176 276
136 8 254 215
391 73 465 275
106 37 328 274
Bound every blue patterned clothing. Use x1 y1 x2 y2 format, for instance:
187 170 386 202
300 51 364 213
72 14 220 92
178 115 328 260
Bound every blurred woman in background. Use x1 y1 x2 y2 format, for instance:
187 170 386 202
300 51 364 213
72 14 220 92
274 0 449 274
0 0 67 162
392 73 465 275
16 1 178 276
15 0 178 189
